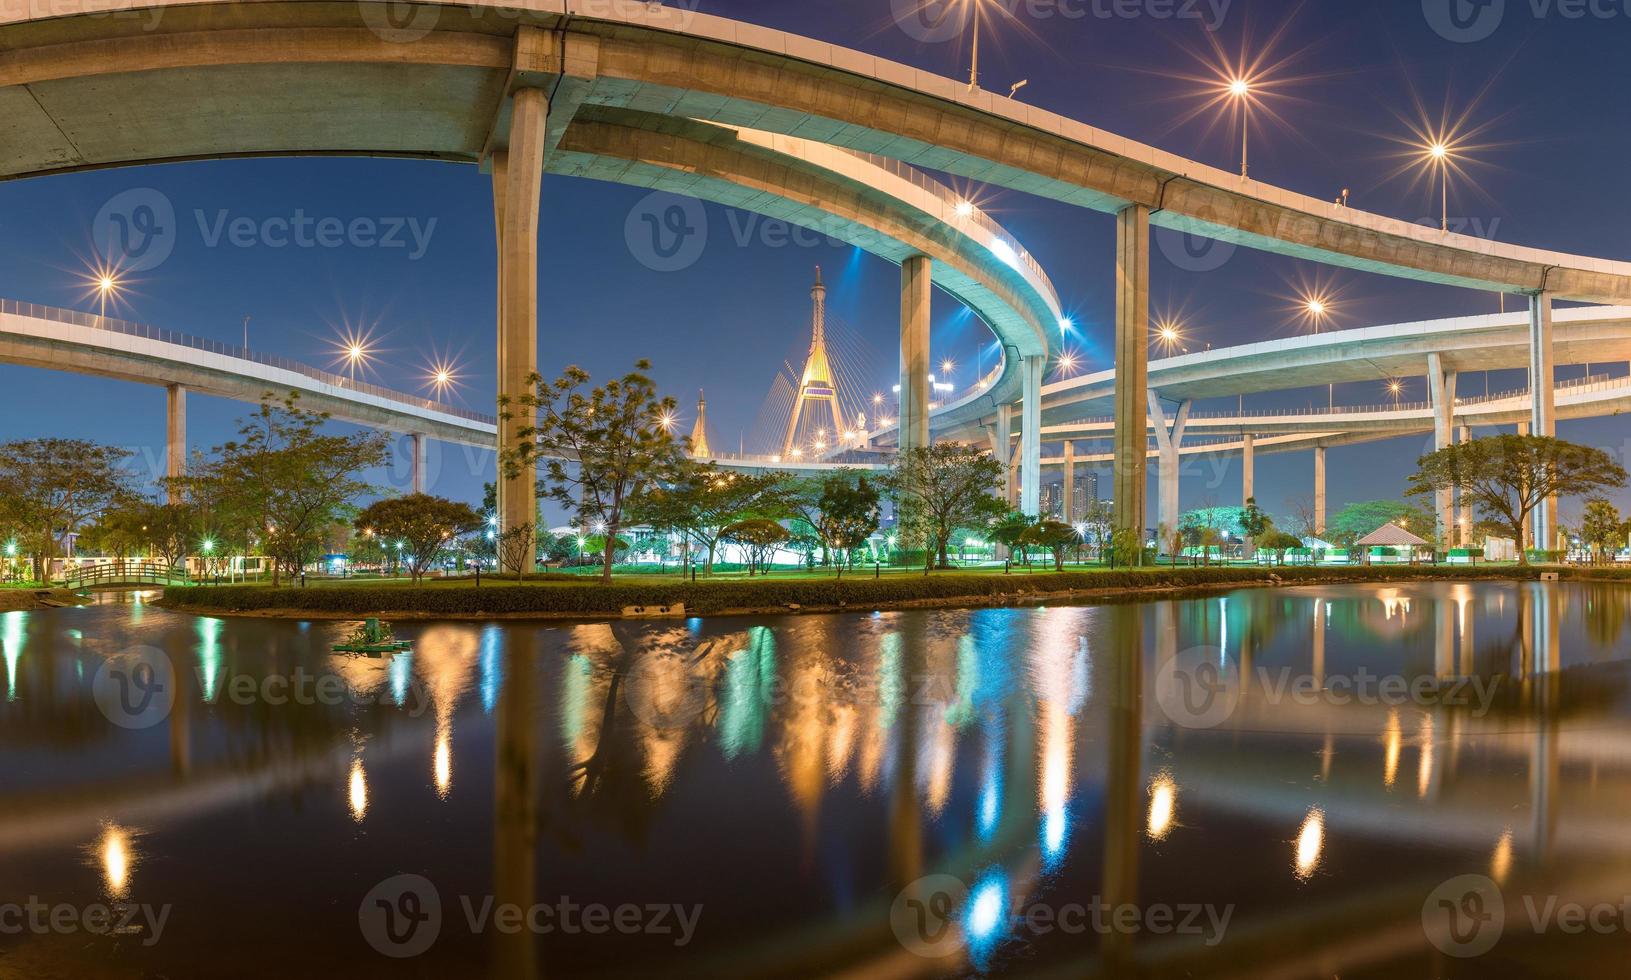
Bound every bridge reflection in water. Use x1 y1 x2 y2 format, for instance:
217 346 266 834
0 582 1628 976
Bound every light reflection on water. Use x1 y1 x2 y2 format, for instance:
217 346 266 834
0 580 1629 976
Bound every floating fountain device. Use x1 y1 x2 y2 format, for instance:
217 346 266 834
333 618 412 656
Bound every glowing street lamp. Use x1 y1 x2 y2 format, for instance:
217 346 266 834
1154 319 1186 355
955 200 976 219
1427 140 1452 232
1054 349 1080 378
1386 378 1404 406
1228 77 1253 178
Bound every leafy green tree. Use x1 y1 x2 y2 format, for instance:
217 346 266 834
1020 520 1080 572
353 494 483 583
990 511 1036 566
1259 530 1303 565
1240 497 1269 555
1580 497 1627 563
634 464 790 575
1325 499 1437 549
1408 435 1627 564
501 360 683 583
813 474 880 578
180 393 388 586
721 518 790 576
887 445 1007 570
0 439 134 581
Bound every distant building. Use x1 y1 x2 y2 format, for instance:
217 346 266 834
1040 483 1062 520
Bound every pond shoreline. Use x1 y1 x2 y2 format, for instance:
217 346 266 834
149 564 1593 623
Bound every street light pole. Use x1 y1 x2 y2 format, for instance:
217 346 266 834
967 0 981 91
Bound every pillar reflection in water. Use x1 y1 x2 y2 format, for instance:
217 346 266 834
494 627 539 980
1100 601 1143 966
887 627 922 891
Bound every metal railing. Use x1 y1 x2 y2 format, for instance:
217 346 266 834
0 298 497 427
60 561 192 588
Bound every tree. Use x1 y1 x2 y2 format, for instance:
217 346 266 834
887 445 1007 570
1408 435 1627 564
501 360 683 583
179 393 387 586
1325 500 1437 549
1284 494 1322 541
1259 530 1303 565
1020 520 1080 572
1079 499 1114 557
0 439 134 581
990 511 1036 566
1240 497 1269 557
354 494 483 583
813 474 881 578
633 463 790 575
722 519 790 576
1580 497 1627 563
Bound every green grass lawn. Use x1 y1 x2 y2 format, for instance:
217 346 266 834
159 561 1584 619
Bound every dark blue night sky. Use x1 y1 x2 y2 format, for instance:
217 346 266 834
3 0 1627 524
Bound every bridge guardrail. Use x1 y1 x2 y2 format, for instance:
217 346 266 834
60 561 192 589
0 298 496 427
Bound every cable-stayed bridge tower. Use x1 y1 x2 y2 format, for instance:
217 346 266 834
780 267 847 457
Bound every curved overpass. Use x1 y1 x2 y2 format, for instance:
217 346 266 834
5 0 1628 537
4 1 1630 300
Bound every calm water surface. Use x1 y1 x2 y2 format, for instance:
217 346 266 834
2 582 1629 978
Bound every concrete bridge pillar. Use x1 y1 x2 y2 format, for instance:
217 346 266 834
1529 293 1557 551
1148 391 1190 547
899 255 932 455
1062 440 1076 522
1020 355 1042 517
1241 433 1255 506
494 86 548 573
410 433 427 495
165 384 186 504
1314 446 1327 534
991 404 1014 507
1428 352 1458 546
1113 204 1150 545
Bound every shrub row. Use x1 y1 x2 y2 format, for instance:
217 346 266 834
157 564 1588 618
